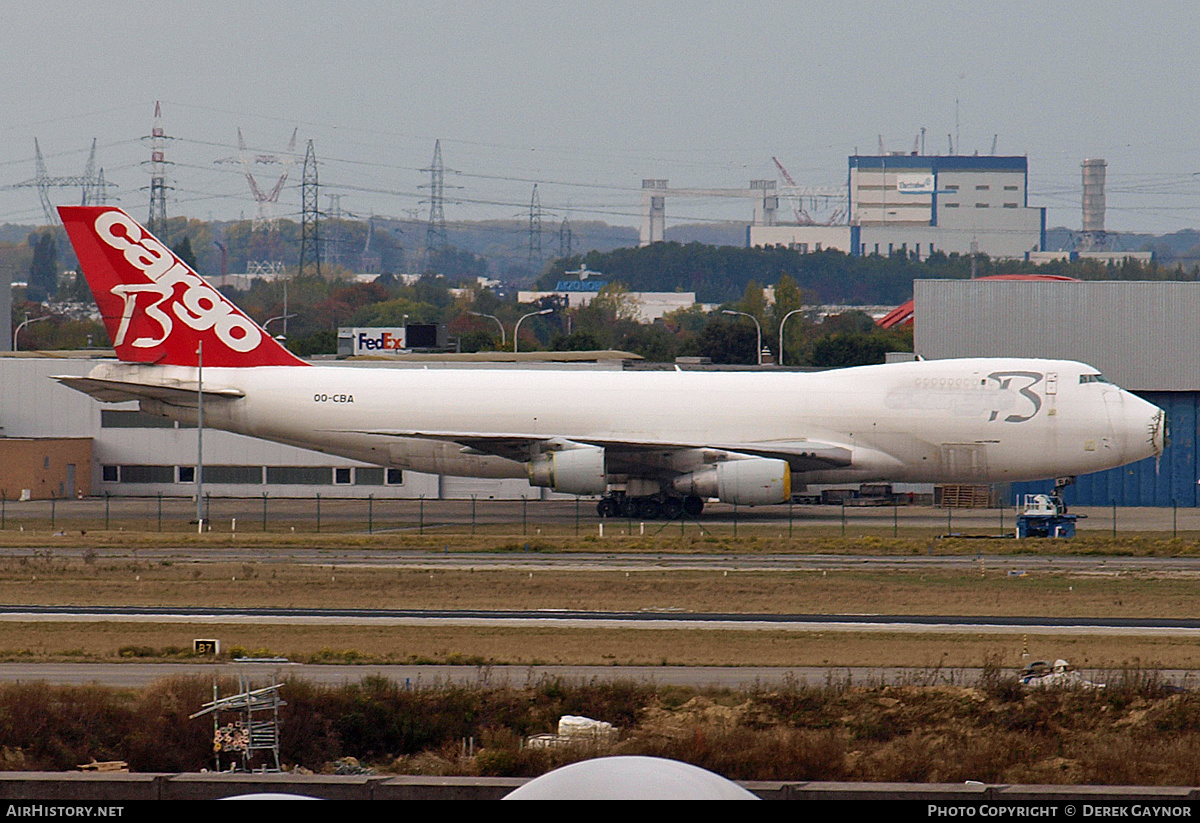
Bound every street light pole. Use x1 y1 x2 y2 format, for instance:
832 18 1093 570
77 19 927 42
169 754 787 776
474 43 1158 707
196 341 204 531
12 312 48 352
513 308 553 353
263 313 299 339
722 309 762 365
778 308 805 367
467 311 506 345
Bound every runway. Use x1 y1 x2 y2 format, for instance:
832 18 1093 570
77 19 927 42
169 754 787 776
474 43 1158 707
4 604 1200 636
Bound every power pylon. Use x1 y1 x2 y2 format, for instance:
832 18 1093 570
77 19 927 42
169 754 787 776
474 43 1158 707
216 127 299 230
144 101 172 237
93 168 111 206
527 183 543 269
80 139 106 206
9 138 111 224
325 194 343 268
298 139 320 278
420 140 447 265
559 215 573 258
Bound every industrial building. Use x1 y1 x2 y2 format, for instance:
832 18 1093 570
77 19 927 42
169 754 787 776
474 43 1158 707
0 354 574 500
750 155 1045 259
516 266 698 322
914 278 1200 506
514 288 697 323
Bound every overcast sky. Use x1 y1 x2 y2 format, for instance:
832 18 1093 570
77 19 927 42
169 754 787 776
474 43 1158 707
2 1 1196 238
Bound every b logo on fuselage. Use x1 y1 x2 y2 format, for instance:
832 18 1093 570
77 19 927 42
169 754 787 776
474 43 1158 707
986 371 1043 422
885 370 1046 423
95 211 262 353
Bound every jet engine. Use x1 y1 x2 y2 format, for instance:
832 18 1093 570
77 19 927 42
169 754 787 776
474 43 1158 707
672 457 791 505
527 446 607 495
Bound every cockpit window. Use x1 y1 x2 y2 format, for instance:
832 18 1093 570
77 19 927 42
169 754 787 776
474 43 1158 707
1079 374 1109 384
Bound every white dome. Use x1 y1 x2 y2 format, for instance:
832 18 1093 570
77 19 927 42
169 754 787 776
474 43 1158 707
504 756 758 800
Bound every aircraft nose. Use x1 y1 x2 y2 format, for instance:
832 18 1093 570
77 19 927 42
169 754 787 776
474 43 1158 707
1112 391 1166 463
1151 406 1167 457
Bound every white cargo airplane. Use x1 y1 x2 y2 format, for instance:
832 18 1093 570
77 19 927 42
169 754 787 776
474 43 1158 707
56 206 1165 518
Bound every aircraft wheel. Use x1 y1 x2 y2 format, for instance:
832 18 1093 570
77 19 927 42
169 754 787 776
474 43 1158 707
683 495 704 517
597 498 619 518
631 497 661 519
660 496 684 520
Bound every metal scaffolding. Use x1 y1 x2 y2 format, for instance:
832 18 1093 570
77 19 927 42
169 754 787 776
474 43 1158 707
190 674 286 772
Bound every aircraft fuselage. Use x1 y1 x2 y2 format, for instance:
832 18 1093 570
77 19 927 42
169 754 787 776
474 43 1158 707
95 356 1164 487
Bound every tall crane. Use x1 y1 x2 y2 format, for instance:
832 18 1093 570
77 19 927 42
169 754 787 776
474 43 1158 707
771 157 813 225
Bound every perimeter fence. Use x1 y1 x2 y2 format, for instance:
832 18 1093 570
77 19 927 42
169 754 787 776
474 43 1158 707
0 494 1195 540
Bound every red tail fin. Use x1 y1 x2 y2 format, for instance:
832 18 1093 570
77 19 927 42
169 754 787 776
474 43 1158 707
59 206 306 367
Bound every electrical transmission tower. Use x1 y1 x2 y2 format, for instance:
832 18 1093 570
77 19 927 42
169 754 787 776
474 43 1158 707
79 139 107 207
420 140 448 266
325 194 343 268
527 183 543 269
92 168 111 206
559 215 573 258
298 139 320 278
9 138 112 224
215 128 299 230
144 101 172 237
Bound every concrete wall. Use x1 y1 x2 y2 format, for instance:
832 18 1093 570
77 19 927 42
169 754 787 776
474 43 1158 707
748 225 854 253
750 217 1042 259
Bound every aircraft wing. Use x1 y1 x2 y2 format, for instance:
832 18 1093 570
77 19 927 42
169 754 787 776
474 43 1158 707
53 375 245 405
334 429 853 472
699 441 853 471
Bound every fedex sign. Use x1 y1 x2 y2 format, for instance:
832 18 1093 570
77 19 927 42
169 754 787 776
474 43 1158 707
338 327 407 356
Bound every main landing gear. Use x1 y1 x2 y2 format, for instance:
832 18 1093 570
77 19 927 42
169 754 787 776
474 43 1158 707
596 493 704 520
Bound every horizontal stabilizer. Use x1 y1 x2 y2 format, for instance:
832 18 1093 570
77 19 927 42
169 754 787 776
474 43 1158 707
53 375 244 405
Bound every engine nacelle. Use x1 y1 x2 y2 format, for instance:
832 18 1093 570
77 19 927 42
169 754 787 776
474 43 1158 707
672 457 791 505
527 446 607 495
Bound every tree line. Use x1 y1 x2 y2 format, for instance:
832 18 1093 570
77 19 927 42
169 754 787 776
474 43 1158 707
538 241 1194 305
10 218 1193 368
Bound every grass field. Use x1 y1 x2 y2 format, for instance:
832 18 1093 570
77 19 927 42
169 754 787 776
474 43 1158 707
0 546 1197 669
0 557 1197 617
6 622 1199 670
5 530 1200 784
4 527 1200 554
